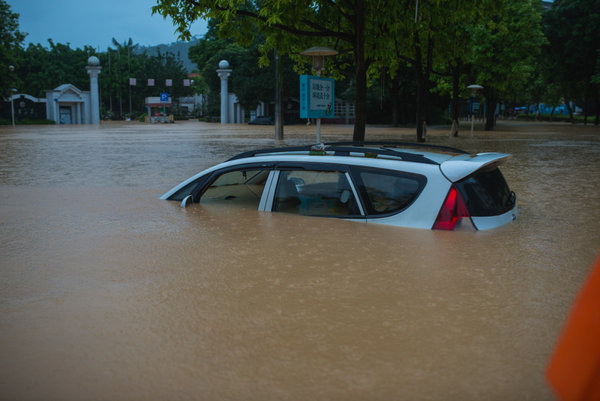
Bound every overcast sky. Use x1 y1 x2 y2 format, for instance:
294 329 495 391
7 0 208 50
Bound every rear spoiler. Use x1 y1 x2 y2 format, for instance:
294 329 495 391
440 153 512 182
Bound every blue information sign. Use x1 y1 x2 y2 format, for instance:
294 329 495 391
159 93 169 102
299 75 335 119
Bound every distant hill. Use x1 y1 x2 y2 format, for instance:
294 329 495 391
136 37 201 72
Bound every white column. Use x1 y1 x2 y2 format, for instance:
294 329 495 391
86 56 102 124
216 60 232 124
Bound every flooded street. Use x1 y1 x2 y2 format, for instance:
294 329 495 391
1 120 599 400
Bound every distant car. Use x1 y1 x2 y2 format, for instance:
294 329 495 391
161 142 518 230
248 116 274 125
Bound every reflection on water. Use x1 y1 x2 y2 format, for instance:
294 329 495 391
1 121 599 400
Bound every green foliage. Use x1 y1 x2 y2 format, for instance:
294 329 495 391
0 118 55 125
17 41 93 98
10 37 192 119
99 38 192 119
154 0 557 135
471 0 545 95
189 29 299 114
5 0 598 129
543 0 600 118
153 0 402 140
0 0 25 97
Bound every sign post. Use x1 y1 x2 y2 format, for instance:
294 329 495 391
299 46 338 144
160 92 169 119
300 75 335 144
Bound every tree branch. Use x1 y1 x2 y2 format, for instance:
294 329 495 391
322 0 355 24
185 0 354 42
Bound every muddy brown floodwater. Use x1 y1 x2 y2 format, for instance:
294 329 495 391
1 121 599 401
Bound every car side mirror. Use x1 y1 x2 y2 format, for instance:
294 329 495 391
180 195 193 208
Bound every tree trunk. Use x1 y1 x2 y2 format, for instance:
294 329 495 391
391 75 400 127
583 87 589 126
450 60 461 137
353 63 367 142
484 87 496 131
352 0 367 142
565 99 574 123
415 72 426 142
595 90 599 126
414 29 434 142
274 50 283 140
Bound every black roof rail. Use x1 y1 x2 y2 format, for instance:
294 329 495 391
228 145 317 161
323 145 437 164
325 141 470 155
226 142 464 164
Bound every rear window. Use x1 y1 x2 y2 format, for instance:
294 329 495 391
455 166 515 216
352 167 426 216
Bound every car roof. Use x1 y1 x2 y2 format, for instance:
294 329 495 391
228 141 469 165
161 142 512 201
227 142 511 182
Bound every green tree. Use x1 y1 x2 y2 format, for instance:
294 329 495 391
470 0 544 130
189 21 299 120
153 0 401 141
382 0 469 140
543 0 600 124
99 38 192 118
0 0 25 97
104 38 138 117
429 0 481 137
17 40 94 98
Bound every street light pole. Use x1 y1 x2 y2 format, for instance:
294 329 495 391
10 92 15 128
8 65 16 128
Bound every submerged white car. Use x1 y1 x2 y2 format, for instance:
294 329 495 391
161 142 518 231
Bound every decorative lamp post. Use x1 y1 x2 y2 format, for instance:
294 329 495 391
216 60 232 124
300 47 338 77
467 84 483 137
300 47 338 144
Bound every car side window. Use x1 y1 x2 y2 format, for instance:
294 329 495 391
353 167 425 215
200 169 270 207
273 170 361 217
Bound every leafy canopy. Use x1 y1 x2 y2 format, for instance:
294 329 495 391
0 0 26 97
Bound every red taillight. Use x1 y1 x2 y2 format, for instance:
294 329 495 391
433 186 470 230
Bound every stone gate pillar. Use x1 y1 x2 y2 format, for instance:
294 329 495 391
85 56 102 124
216 60 232 124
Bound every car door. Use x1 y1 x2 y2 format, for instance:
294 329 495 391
265 163 366 220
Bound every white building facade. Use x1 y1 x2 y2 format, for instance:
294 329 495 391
45 56 101 125
45 84 93 124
